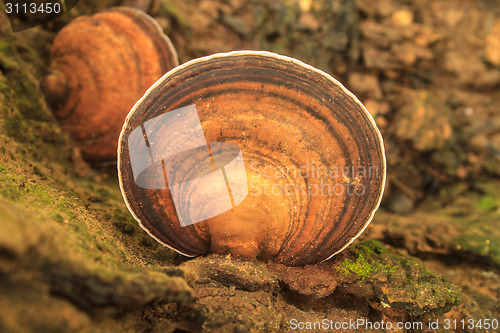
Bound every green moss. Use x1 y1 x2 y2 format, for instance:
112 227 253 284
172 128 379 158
0 40 11 52
0 28 71 171
0 42 17 70
336 241 463 316
478 196 498 211
452 234 500 266
0 52 47 121
51 211 64 223
0 161 78 228
448 287 461 304
339 253 373 280
337 241 396 281
355 240 387 255
160 1 191 28
438 180 500 268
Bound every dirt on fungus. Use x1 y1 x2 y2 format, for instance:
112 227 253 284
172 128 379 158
0 0 499 332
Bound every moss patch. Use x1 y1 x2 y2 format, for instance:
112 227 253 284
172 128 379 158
477 196 498 211
336 241 462 316
0 24 71 170
452 233 500 267
433 179 500 268
338 240 396 281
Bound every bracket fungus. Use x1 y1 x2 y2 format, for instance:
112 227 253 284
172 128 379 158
118 51 386 266
43 7 178 163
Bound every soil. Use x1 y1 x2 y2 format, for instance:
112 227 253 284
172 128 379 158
0 0 499 332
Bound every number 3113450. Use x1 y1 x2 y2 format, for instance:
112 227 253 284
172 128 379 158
5 2 62 14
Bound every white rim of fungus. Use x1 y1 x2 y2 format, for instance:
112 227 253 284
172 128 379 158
117 50 387 261
115 6 179 67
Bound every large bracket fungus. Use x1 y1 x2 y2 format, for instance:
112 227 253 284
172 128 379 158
118 51 386 266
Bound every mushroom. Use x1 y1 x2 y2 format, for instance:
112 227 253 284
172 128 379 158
44 7 178 163
118 51 386 266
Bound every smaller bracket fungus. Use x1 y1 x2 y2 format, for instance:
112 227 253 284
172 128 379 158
44 7 178 163
118 51 386 266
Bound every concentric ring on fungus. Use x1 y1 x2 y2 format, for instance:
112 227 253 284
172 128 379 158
118 51 386 266
44 7 178 163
